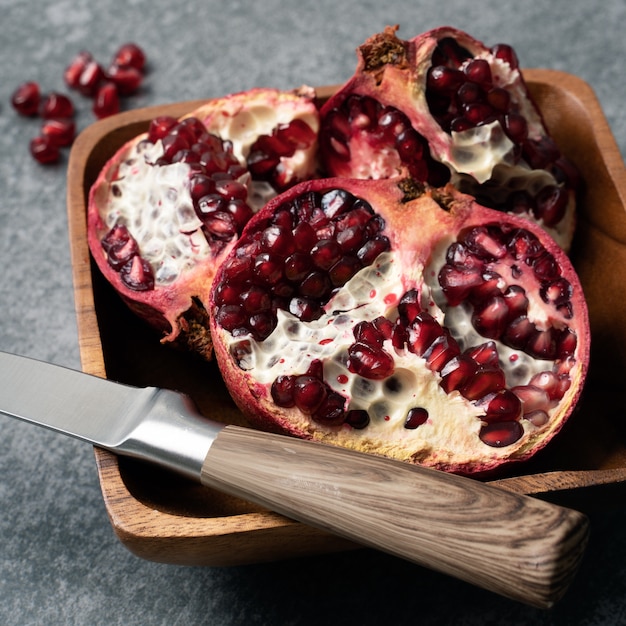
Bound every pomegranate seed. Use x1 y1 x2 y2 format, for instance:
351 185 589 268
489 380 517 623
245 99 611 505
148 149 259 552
216 304 247 332
404 407 429 429
503 285 529 318
347 342 395 380
203 211 237 241
346 409 370 429
423 333 460 372
78 60 105 96
299 271 332 299
249 312 274 340
460 366 505 401
512 385 551 414
471 296 509 339
356 235 390 264
11 81 41 116
106 65 143 95
261 225 295 256
240 286 271 314
534 185 568 227
479 421 524 447
329 256 362 286
526 329 557 360
148 116 178 142
463 59 492 85
64 51 92 88
111 43 146 71
486 87 510 112
120 255 154 291
503 316 535 350
504 113 528 142
93 82 120 118
465 341 500 367
427 66 465 93
490 44 520 71
438 265 483 306
39 92 74 118
557 328 578 358
353 321 385 347
407 312 442 356
41 118 76 147
29 135 60 164
524 410 549 427
271 375 296 407
533 252 560 281
311 239 342 270
484 390 522 422
293 376 327 414
313 391 346 425
440 354 477 393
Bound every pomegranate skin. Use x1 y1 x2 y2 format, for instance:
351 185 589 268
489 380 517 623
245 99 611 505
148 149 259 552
87 87 319 359
209 177 589 475
319 26 578 251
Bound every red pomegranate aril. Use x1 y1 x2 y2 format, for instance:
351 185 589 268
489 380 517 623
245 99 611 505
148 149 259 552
329 256 362 286
293 376 327 414
503 316 535 350
440 354 477 393
463 58 492 85
512 384 551 414
484 390 522 423
299 271 332 299
558 328 578 358
120 255 154 291
438 266 484 306
254 253 283 284
64 51 92 89
148 115 178 142
203 211 238 240
11 81 41 116
357 235 390 265
311 239 343 270
472 295 510 339
111 43 146 71
526 329 557 360
524 410 549 427
354 320 385 347
534 185 568 227
428 66 465 92
314 391 347 425
407 313 443 356
39 92 74 119
479 420 524 447
346 409 370 429
271 375 296 407
465 341 500 367
41 118 76 147
29 135 60 164
533 252 560 281
107 65 143 95
405 407 429 429
348 342 395 380
216 304 248 332
78 60 105 97
240 286 271 314
460 366 506 401
93 82 120 119
423 333 460 372
490 43 519 70
261 225 295 256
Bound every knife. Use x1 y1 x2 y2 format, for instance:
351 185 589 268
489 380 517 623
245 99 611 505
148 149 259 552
0 350 588 608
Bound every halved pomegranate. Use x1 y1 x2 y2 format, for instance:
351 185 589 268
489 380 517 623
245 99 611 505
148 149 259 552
209 177 589 474
319 26 579 250
87 87 319 359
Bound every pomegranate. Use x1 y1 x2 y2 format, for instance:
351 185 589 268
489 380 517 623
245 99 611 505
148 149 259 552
88 87 319 359
209 177 589 474
11 81 41 116
319 26 579 250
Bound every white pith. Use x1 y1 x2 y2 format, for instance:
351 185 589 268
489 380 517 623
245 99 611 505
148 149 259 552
104 140 210 287
226 245 566 461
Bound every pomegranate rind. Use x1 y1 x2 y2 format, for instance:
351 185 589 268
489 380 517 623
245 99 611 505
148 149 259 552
87 88 319 358
319 26 577 251
210 177 589 475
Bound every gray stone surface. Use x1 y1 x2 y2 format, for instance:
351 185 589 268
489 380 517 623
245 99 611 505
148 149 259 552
1 0 625 624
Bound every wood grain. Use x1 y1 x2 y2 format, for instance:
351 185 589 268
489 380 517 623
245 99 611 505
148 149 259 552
202 425 589 608
67 69 626 570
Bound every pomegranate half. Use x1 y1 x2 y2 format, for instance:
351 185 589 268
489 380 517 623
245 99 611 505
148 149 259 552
319 26 579 250
87 87 319 359
209 177 589 474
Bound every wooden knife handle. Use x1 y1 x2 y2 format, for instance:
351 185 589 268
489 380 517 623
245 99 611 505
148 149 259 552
201 425 589 608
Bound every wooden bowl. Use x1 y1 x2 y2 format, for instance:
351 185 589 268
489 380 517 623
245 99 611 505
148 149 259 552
67 70 626 565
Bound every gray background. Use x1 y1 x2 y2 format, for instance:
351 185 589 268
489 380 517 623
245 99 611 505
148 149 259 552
2 0 625 624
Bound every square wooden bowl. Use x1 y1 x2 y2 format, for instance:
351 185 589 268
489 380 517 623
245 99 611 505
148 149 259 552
67 70 626 565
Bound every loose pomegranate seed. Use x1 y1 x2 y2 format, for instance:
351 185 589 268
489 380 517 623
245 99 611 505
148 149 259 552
78 59 106 97
39 92 75 118
106 65 143 96
345 409 370 429
29 135 60 164
93 82 120 118
64 51 92 89
41 118 76 147
111 43 146 71
11 81 41 116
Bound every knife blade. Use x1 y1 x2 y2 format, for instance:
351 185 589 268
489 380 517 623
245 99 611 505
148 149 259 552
0 350 588 608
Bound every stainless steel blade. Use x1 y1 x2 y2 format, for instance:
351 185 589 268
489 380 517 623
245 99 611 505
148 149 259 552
0 351 223 480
